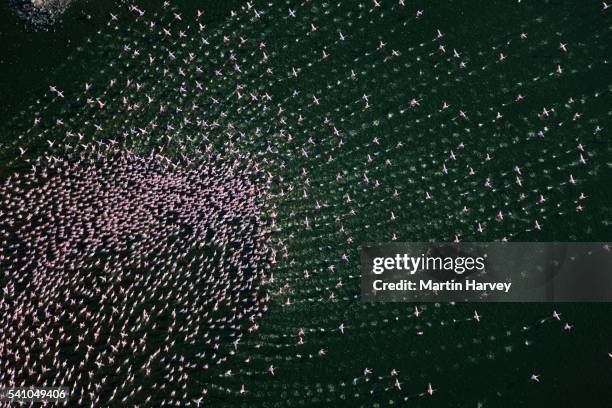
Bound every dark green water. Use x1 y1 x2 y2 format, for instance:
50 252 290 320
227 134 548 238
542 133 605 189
0 0 243 122
0 0 611 407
